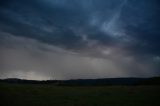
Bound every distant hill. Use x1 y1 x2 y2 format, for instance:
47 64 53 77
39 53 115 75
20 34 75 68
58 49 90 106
0 77 160 86
137 77 160 85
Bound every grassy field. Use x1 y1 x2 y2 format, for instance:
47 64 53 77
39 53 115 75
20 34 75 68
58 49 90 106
0 84 160 106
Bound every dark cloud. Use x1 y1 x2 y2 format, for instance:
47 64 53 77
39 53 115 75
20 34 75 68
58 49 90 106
0 0 160 80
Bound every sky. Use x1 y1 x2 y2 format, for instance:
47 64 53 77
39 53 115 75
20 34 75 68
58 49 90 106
0 0 160 80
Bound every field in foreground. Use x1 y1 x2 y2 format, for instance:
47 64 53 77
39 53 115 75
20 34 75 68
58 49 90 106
0 84 160 106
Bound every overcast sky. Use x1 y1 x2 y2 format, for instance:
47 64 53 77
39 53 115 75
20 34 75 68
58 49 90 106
0 0 160 80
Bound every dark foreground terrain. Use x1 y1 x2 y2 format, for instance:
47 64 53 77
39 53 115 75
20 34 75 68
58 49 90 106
0 83 160 106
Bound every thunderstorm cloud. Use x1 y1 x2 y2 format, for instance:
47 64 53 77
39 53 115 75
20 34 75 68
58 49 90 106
0 0 160 80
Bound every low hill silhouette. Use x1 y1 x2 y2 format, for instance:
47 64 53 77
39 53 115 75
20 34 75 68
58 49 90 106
0 77 160 86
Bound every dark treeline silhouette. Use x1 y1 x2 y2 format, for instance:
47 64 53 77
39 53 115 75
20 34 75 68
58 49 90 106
0 77 160 86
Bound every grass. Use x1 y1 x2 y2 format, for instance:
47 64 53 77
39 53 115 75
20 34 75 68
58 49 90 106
0 83 160 106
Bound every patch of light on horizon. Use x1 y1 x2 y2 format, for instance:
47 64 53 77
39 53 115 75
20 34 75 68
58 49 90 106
3 71 51 80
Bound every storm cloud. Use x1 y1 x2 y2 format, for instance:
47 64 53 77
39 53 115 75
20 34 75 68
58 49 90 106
0 0 160 80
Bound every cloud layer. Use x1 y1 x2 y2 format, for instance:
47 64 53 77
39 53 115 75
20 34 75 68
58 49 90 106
0 0 160 80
